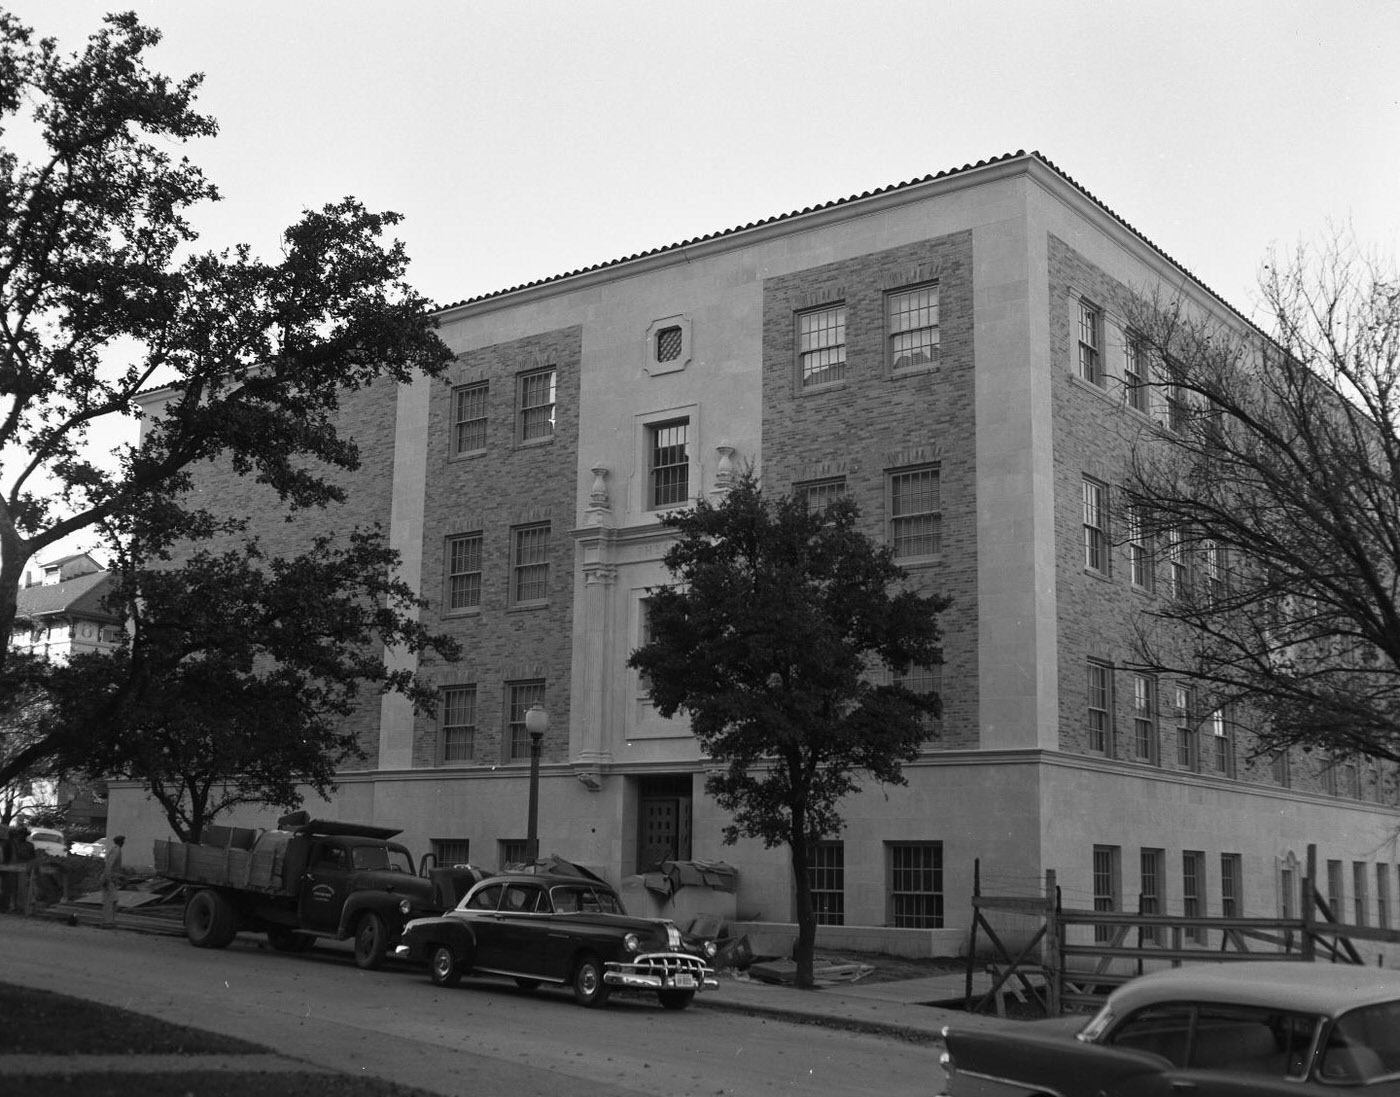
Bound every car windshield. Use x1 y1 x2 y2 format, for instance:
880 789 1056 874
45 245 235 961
351 845 413 872
1317 1001 1400 1084
549 885 625 915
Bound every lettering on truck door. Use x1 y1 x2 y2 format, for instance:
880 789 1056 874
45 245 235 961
299 842 351 930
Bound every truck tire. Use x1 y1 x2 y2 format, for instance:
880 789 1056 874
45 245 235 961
185 889 237 949
353 911 389 970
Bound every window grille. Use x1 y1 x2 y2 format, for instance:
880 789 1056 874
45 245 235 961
888 286 939 371
1182 851 1206 943
447 533 483 611
797 477 846 512
511 524 550 605
650 419 690 508
888 843 943 928
441 685 476 762
799 306 846 386
453 382 488 454
1093 845 1120 942
809 842 845 926
889 467 941 558
655 325 683 363
1221 853 1242 918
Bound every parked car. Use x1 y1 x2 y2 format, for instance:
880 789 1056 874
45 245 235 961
68 837 114 859
394 872 719 1010
25 827 66 857
939 960 1400 1095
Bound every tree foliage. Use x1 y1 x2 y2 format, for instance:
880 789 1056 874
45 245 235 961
9 527 459 841
0 11 453 665
628 473 949 987
1124 234 1400 765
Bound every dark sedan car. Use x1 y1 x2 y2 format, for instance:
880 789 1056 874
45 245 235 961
939 961 1400 1095
393 872 719 1009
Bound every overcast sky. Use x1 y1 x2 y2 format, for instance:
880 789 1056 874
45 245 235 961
8 0 1399 562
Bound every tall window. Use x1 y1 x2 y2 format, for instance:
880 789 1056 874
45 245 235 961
1165 526 1188 599
809 841 845 926
888 285 939 371
452 381 488 455
1087 661 1113 754
510 523 550 605
797 477 846 513
1221 853 1242 919
1082 478 1109 574
1327 859 1344 920
446 533 483 612
506 680 546 762
1271 750 1291 786
517 367 556 442
1140 848 1164 944
1354 862 1369 926
1209 708 1233 776
798 305 847 386
888 467 941 558
1202 540 1226 603
1127 505 1153 589
1132 674 1156 763
1174 686 1197 770
894 657 942 732
1182 851 1206 944
1077 300 1102 385
1379 865 1391 928
1280 866 1295 919
1093 845 1121 942
887 842 943 928
1165 377 1190 433
649 419 690 508
1124 334 1148 412
441 685 477 762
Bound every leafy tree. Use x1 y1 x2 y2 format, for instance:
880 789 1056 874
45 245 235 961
0 11 453 672
15 527 459 842
628 474 949 988
1123 235 1400 768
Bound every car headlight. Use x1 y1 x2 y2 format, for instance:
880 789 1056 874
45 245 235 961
399 898 412 916
623 932 641 954
703 940 718 959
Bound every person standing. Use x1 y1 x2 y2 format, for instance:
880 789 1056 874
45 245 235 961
101 835 126 927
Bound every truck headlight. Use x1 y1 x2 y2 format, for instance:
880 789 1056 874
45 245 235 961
623 932 641 954
399 898 412 916
703 940 718 959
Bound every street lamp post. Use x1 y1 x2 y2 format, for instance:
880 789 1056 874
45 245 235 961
524 703 549 865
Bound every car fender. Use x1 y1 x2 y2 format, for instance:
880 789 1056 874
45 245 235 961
402 916 478 966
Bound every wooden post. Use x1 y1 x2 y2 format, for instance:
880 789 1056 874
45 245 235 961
965 858 980 1009
1302 844 1317 961
1045 870 1061 1016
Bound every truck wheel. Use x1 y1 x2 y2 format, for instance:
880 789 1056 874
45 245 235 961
658 989 695 1011
572 954 612 1008
353 911 388 970
267 927 314 952
430 945 461 988
185 889 237 949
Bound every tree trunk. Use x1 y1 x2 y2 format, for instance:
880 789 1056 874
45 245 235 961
789 830 817 989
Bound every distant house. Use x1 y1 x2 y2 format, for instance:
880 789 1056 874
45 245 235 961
12 553 123 661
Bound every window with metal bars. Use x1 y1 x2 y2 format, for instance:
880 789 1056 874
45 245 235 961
655 325 683 363
1327 859 1344 920
887 842 942 928
1093 845 1120 942
498 839 529 870
446 533 482 611
517 367 556 442
506 680 545 761
888 286 939 372
453 382 488 455
809 841 845 926
510 523 550 605
1354 862 1369 926
1087 661 1112 754
649 419 690 508
1077 300 1102 385
1221 853 1241 918
440 685 476 762
1182 850 1206 943
432 839 471 866
1140 848 1164 944
888 466 940 558
798 305 846 386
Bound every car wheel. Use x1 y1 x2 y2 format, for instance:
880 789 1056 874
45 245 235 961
658 989 695 1011
266 927 314 952
514 978 541 992
572 954 612 1008
184 889 237 949
430 944 461 988
353 911 389 970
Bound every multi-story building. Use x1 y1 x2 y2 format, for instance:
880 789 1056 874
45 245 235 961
114 151 1400 954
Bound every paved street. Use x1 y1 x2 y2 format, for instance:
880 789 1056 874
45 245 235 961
0 915 946 1095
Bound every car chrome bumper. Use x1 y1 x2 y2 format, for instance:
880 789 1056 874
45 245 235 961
604 953 718 992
